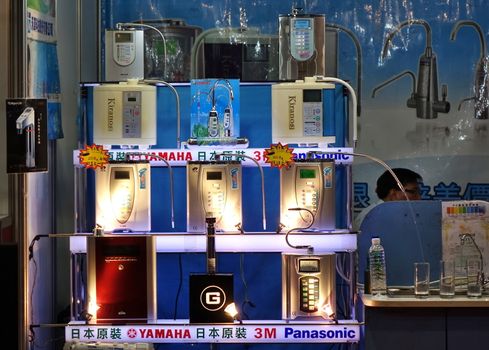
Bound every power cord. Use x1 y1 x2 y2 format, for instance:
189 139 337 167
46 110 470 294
239 254 255 320
28 234 49 260
173 253 183 320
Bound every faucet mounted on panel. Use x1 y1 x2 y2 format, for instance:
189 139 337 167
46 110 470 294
374 19 450 119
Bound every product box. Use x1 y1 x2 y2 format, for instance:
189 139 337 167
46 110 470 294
6 99 48 173
189 79 240 146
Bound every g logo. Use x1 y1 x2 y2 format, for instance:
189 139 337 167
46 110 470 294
200 285 226 311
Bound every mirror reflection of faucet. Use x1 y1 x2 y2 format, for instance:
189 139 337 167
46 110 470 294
450 20 489 120
16 107 36 168
373 19 450 119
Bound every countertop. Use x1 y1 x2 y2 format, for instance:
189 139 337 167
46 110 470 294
362 293 489 307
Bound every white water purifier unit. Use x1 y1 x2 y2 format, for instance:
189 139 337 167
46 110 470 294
272 77 336 146
105 29 145 81
280 159 335 231
93 80 157 147
95 162 151 233
282 253 336 320
187 161 242 233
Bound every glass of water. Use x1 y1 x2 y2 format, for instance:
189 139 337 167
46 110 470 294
440 260 455 298
466 259 483 298
414 262 430 298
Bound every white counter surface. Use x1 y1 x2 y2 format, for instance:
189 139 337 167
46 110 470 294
362 293 489 307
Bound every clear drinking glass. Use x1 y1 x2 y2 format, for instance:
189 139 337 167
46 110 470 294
414 262 430 298
466 258 482 298
440 260 455 298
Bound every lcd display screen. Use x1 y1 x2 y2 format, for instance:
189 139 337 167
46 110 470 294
300 169 316 179
207 171 222 180
299 259 320 273
114 170 130 180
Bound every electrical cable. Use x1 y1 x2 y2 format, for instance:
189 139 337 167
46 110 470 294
28 234 49 260
172 253 183 320
29 256 38 346
239 253 255 320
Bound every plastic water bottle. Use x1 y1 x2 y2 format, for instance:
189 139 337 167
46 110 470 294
369 237 387 296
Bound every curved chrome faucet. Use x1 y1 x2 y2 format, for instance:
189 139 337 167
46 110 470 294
450 20 489 119
376 19 450 119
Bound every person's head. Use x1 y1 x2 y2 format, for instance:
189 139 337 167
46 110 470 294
375 168 423 201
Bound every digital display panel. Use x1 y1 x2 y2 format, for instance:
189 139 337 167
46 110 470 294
303 89 322 102
299 259 320 273
114 170 130 180
115 32 133 43
207 171 222 180
293 19 312 29
299 169 316 179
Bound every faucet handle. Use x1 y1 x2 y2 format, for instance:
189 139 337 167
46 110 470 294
441 84 448 101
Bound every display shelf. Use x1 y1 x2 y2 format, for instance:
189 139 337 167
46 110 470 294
69 231 357 254
65 319 361 344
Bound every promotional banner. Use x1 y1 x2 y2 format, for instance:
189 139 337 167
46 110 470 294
27 0 62 139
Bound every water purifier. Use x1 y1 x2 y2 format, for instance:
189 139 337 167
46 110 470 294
187 161 242 233
278 9 326 81
105 29 145 81
95 162 151 233
93 80 156 147
86 235 156 324
272 77 337 146
282 253 336 320
280 159 336 231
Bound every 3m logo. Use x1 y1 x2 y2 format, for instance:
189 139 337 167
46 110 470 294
200 285 226 311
